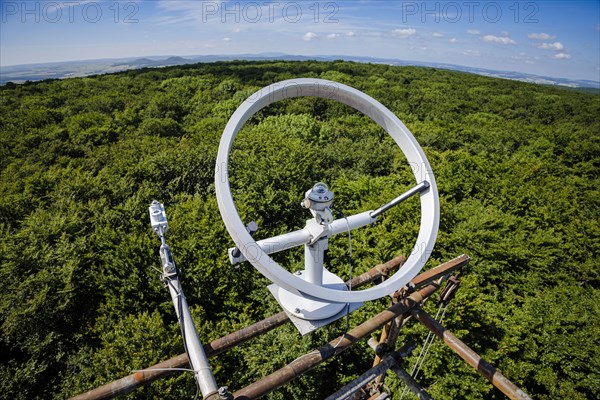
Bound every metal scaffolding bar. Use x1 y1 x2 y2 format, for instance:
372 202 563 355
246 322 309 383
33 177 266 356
232 282 444 400
410 254 469 289
230 255 470 399
369 314 404 394
364 256 470 398
410 308 533 400
324 343 416 400
390 364 433 400
70 256 407 400
326 355 396 400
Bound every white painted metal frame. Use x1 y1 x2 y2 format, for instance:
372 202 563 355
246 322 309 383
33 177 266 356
215 78 439 303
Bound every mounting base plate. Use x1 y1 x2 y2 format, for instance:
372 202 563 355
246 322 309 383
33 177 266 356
268 270 363 335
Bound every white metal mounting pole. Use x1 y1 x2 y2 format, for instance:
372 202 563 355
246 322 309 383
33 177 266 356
304 238 327 286
149 201 222 400
162 266 220 400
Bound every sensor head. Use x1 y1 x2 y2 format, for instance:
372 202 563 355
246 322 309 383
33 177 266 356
149 200 168 236
302 182 334 211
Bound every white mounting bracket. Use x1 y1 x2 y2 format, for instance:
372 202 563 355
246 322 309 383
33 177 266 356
305 218 329 245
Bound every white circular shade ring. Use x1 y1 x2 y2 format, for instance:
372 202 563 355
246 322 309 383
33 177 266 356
215 78 439 303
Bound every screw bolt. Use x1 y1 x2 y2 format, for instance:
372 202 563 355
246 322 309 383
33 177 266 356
165 265 176 273
218 387 231 400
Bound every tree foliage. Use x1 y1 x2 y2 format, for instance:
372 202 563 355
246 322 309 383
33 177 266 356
0 60 598 399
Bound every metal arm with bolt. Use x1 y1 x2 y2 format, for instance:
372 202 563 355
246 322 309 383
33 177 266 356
228 181 429 265
226 181 430 328
149 201 227 400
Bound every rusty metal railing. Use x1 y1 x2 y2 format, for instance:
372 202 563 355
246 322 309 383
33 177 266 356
71 254 531 400
70 255 407 400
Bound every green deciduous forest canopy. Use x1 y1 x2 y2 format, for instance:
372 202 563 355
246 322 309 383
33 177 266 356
0 60 598 400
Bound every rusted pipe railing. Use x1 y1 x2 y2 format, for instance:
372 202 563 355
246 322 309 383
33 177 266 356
233 282 446 399
69 312 291 400
367 256 470 395
354 255 407 286
371 255 469 367
410 254 469 289
324 343 416 400
410 308 532 400
70 256 407 400
232 256 471 399
370 313 405 393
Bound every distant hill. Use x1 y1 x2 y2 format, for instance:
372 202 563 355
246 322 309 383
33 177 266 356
1 53 598 90
112 58 155 67
153 56 189 66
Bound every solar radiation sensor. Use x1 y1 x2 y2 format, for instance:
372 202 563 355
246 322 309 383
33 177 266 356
215 79 439 334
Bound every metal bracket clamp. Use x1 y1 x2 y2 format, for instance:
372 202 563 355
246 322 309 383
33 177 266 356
215 78 439 304
304 218 330 245
439 275 461 307
231 221 258 260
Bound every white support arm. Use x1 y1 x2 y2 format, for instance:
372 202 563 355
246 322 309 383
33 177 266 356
328 210 376 236
228 211 377 265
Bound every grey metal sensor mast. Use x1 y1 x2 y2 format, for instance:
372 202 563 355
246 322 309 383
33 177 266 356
149 201 222 400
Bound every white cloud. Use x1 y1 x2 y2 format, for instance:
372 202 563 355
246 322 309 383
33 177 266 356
432 32 444 37
482 35 516 45
462 50 481 57
233 28 241 33
391 28 416 38
501 31 509 36
528 32 555 40
466 29 480 35
223 37 231 42
537 42 564 50
345 31 356 37
326 33 340 39
449 38 458 43
304 32 318 41
553 53 572 59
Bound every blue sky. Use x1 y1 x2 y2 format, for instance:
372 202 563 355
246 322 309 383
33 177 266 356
1 0 599 81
